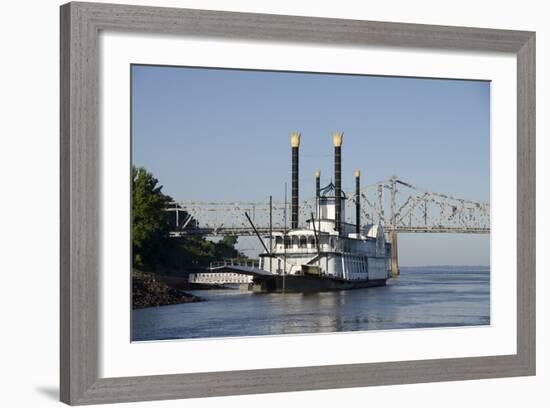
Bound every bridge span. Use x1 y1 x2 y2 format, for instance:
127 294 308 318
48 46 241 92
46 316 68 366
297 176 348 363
166 177 490 237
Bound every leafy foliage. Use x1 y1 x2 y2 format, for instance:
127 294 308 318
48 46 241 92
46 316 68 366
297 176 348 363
132 166 172 268
161 236 245 269
132 166 246 271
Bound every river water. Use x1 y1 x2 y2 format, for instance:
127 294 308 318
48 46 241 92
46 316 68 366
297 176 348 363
132 266 490 341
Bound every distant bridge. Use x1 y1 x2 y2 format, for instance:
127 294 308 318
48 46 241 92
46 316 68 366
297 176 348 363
167 177 490 237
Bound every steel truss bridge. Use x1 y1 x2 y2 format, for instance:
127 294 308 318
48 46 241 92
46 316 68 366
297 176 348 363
167 177 490 237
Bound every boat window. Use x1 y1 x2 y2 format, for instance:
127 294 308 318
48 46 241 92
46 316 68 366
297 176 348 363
284 236 291 248
291 236 299 247
308 236 315 248
299 236 307 248
275 236 282 246
330 238 335 249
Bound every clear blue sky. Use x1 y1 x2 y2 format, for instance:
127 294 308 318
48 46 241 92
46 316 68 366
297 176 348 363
132 65 490 266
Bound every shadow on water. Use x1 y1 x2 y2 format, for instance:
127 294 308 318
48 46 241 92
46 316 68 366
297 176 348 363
132 266 490 341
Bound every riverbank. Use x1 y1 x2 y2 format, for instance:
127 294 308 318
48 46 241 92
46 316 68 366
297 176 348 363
132 270 204 309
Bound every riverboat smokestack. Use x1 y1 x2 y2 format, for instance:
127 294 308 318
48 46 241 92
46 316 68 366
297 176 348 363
315 169 321 224
355 169 361 235
333 132 343 234
290 132 301 229
315 170 321 199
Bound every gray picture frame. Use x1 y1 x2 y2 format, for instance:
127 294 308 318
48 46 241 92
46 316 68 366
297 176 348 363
60 2 536 405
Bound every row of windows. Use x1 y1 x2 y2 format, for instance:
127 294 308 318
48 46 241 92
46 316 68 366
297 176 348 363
275 236 337 249
343 256 368 275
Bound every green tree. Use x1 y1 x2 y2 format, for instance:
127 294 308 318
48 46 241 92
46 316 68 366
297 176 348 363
132 166 171 268
221 236 238 247
132 166 248 272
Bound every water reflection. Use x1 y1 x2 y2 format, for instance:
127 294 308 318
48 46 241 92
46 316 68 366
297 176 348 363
132 266 490 341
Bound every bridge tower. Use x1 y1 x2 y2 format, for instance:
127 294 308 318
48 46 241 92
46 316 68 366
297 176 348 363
389 177 400 277
390 231 400 277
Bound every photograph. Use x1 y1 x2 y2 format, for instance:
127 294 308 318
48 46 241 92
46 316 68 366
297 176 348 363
130 65 491 341
0 0 541 406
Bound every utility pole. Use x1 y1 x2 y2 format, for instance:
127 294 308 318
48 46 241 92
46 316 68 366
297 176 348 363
269 195 272 274
355 170 361 235
315 170 321 274
390 177 397 230
283 182 287 293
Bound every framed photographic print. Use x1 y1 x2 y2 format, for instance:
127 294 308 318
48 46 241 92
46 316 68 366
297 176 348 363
60 2 535 405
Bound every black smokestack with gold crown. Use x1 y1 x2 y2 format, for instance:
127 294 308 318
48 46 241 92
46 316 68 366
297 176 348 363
290 132 301 229
355 169 361 235
333 132 343 233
